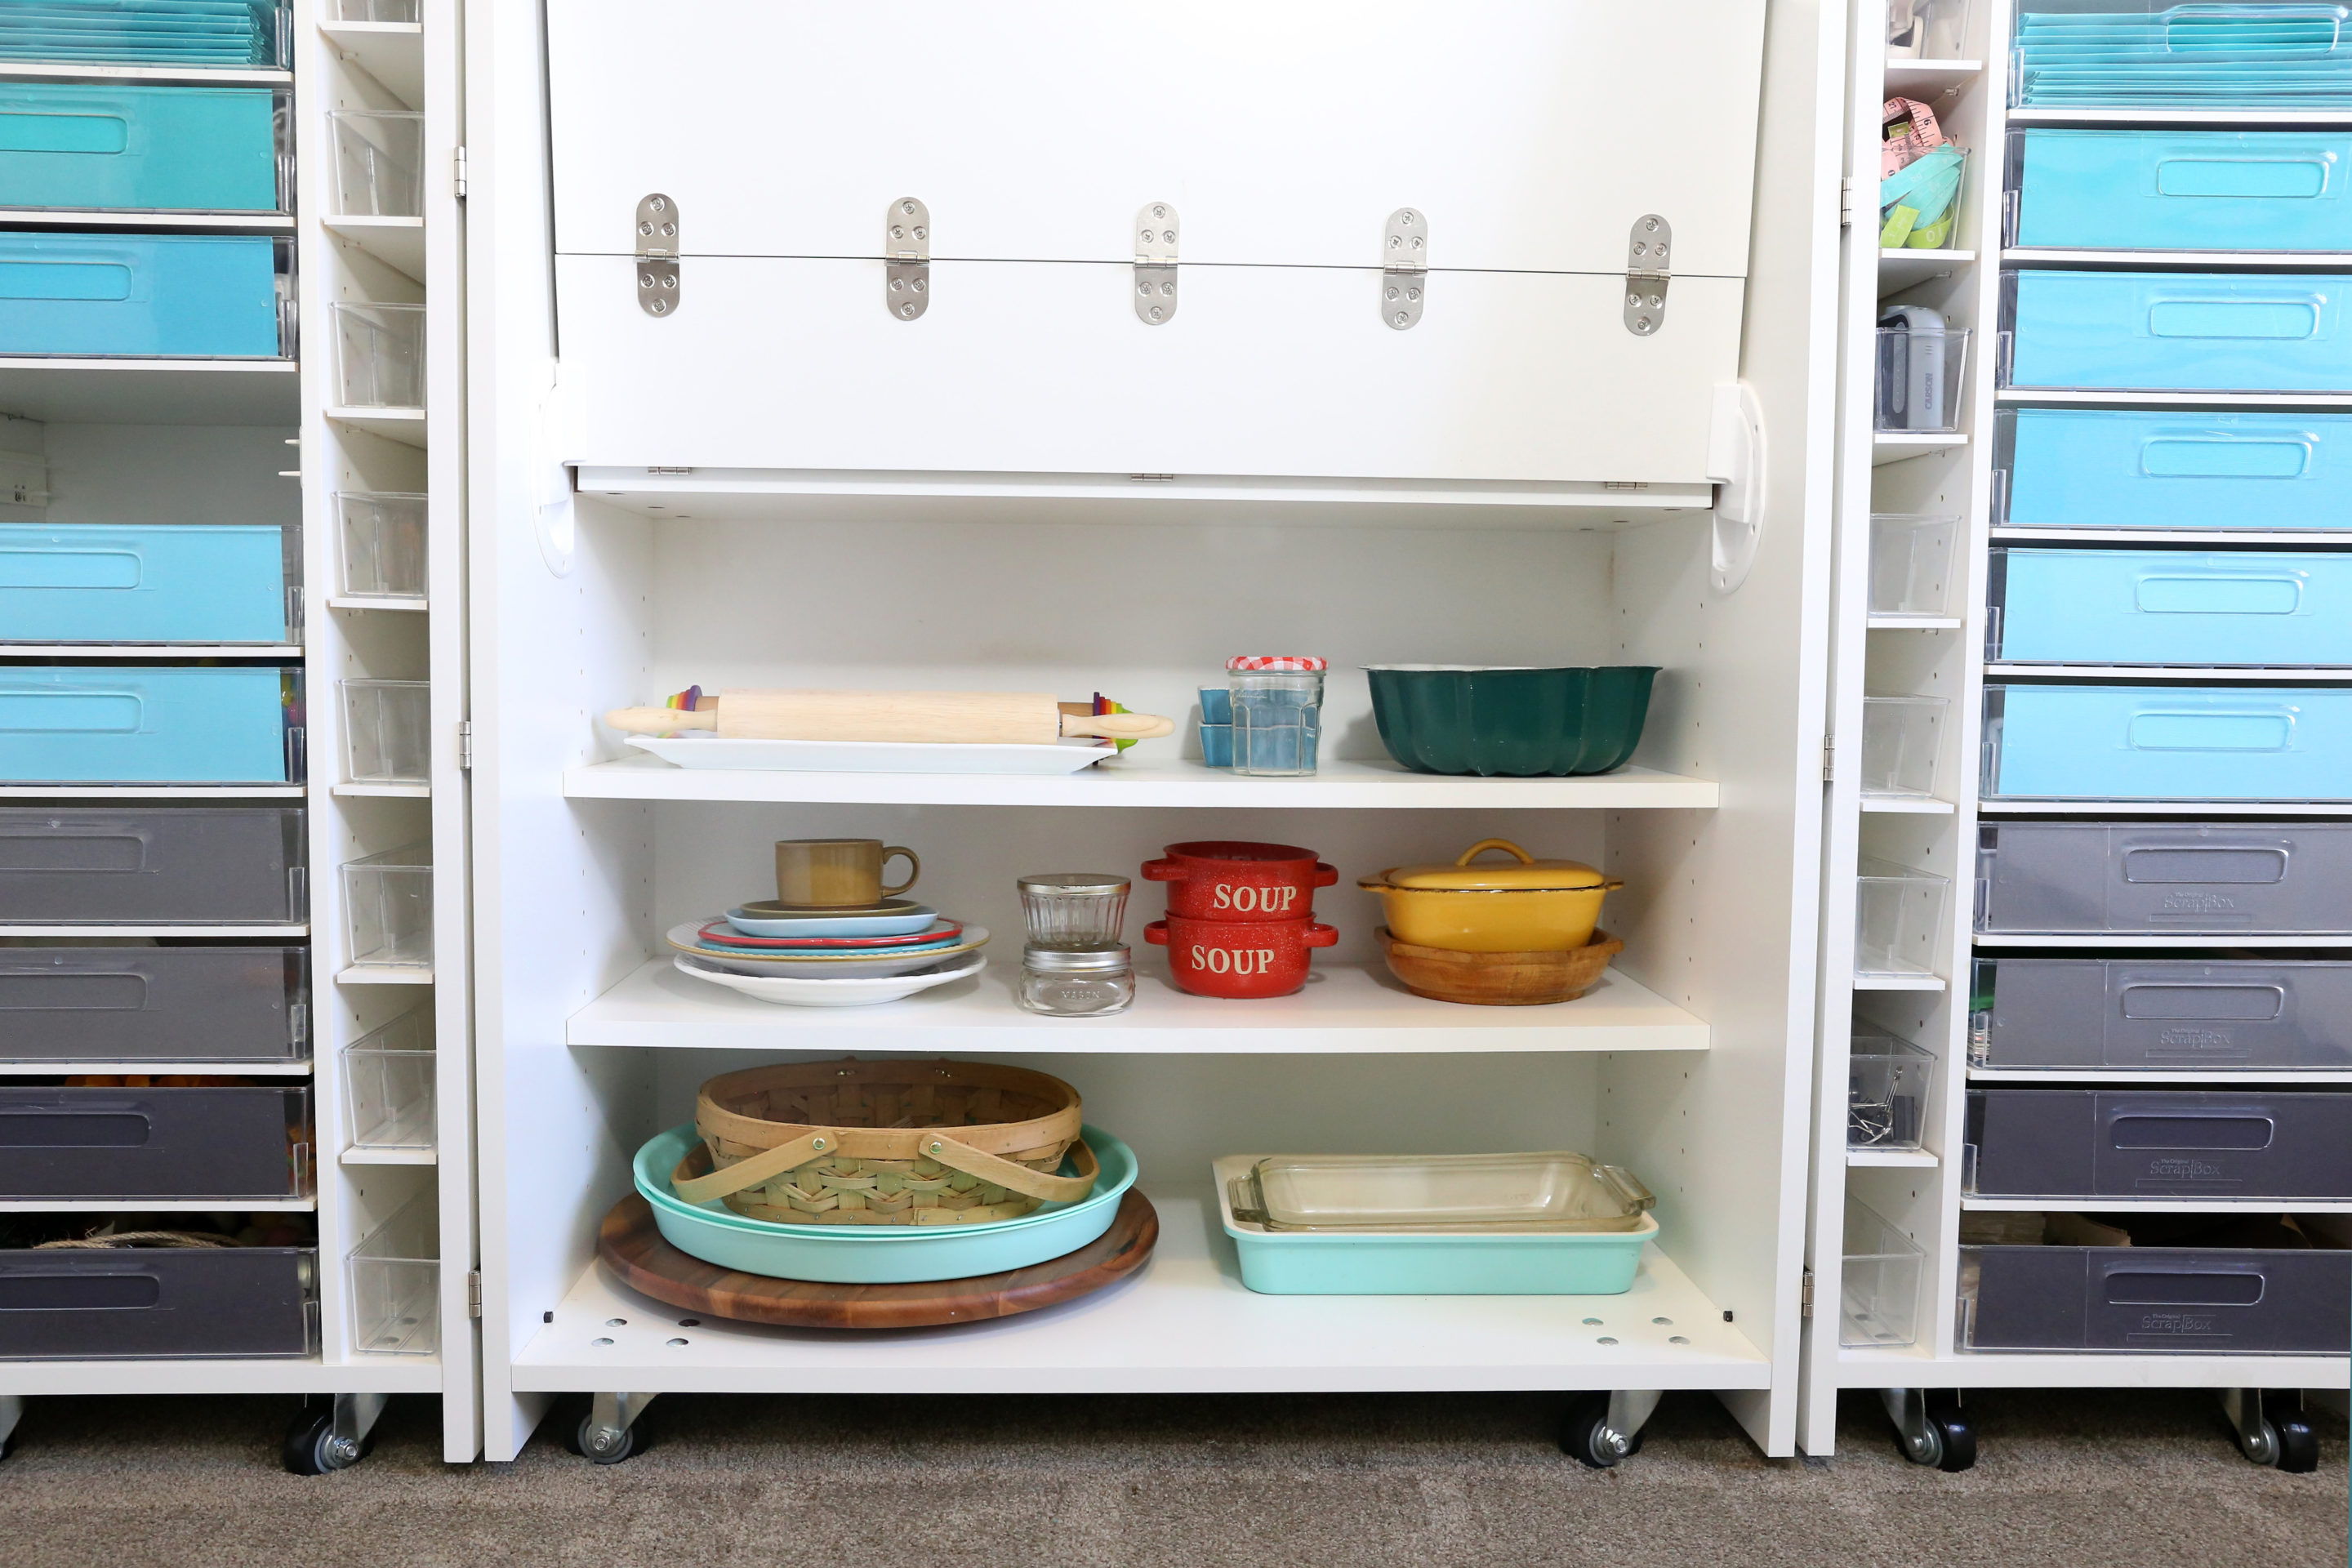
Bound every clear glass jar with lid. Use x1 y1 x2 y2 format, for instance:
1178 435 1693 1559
1018 943 1135 1017
1017 872 1130 946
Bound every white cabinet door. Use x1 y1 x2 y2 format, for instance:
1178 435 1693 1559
547 0 1766 483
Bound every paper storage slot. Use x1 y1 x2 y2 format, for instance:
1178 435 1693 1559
0 945 306 1064
1840 1198 1925 1348
2009 129 2352 253
0 805 305 926
329 301 425 409
1860 696 1951 799
0 2 287 70
0 84 283 213
1962 1237 2352 1354
544 0 1768 486
1850 1031 1936 1150
0 1085 310 1200
335 491 427 600
0 523 292 645
1972 955 2352 1071
340 679 429 786
342 1007 433 1150
0 666 301 786
1982 684 2352 802
0 1245 316 1360
342 842 430 969
1874 324 1971 432
1997 408 2352 534
1855 857 1949 979
1966 1087 2352 1200
329 0 417 18
2002 270 2352 394
1989 548 2352 667
1869 514 1962 620
348 1189 438 1354
328 110 424 218
0 234 286 358
1976 820 2352 936
1888 0 1972 57
2011 0 2352 111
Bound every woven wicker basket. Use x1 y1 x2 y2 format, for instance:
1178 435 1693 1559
673 1058 1095 1227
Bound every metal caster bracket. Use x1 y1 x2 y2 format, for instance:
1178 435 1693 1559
2222 1388 2318 1472
1600 1388 1663 1459
2221 1388 2278 1465
328 1392 388 1468
1565 1388 1663 1467
1882 1387 1975 1471
581 1391 658 1463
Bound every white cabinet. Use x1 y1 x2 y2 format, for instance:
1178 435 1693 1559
544 1 1765 484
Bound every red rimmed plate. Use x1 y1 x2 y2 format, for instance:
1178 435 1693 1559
696 917 964 951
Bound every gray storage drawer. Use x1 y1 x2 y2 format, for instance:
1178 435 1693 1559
1963 1245 2351 1354
1967 1089 2352 1200
0 1247 315 1359
1976 821 2352 936
1973 956 2352 1071
0 1088 309 1200
0 947 307 1063
0 808 305 926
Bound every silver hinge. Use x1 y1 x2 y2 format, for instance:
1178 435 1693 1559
467 1270 483 1319
457 719 474 773
1801 1267 1815 1318
1821 734 1834 782
1624 215 1670 335
1840 177 1853 229
1134 202 1178 324
886 196 930 320
1381 207 1428 329
635 194 679 317
452 145 468 200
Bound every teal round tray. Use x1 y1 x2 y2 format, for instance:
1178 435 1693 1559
630 1122 1138 1284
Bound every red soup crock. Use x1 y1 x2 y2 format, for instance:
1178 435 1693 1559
1140 840 1339 922
1145 914 1339 999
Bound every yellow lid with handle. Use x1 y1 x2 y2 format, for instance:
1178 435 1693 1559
1373 838 1619 893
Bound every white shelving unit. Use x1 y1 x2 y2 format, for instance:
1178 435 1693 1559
1804 0 2352 1468
0 0 478 1468
464 0 1846 1466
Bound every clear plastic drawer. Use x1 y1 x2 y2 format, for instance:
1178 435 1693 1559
1842 1198 1926 1348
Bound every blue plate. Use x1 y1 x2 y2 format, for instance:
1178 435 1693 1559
726 903 939 938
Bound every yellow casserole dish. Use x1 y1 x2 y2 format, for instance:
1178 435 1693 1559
1357 838 1623 953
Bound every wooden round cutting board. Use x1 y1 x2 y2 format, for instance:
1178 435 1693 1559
595 1189 1158 1330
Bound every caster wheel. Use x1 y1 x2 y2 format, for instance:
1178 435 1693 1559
282 1410 368 1476
1559 1393 1639 1469
562 1404 648 1465
1894 1398 1976 1472
2264 1395 2319 1474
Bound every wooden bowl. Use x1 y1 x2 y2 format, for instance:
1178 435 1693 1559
1374 927 1624 1006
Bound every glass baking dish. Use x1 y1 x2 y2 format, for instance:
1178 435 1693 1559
1225 1151 1655 1233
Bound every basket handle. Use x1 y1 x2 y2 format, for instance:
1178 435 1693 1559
671 1129 1100 1207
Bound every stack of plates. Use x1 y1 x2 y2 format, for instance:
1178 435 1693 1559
1 1 281 67
2014 5 2352 108
666 900 989 1007
633 1122 1138 1283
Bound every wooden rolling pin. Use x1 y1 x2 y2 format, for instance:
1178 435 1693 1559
604 689 1176 746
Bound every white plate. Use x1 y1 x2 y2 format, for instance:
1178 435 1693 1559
666 920 989 978
628 734 1113 776
673 951 987 1008
725 902 939 937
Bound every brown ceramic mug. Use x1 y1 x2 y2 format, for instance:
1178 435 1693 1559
773 839 920 908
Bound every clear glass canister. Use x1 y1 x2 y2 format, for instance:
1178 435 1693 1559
1017 872 1130 945
1018 943 1135 1017
1227 656 1325 777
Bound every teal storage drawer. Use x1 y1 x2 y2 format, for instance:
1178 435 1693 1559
0 666 299 784
0 524 290 644
2011 130 2352 252
1990 549 2352 666
2004 270 2352 392
1984 684 2352 801
0 85 280 212
0 234 283 358
1999 408 2352 532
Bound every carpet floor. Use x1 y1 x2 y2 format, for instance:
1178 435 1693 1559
0 1386 2340 1567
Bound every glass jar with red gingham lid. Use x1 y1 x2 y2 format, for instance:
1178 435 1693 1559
1226 656 1326 776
